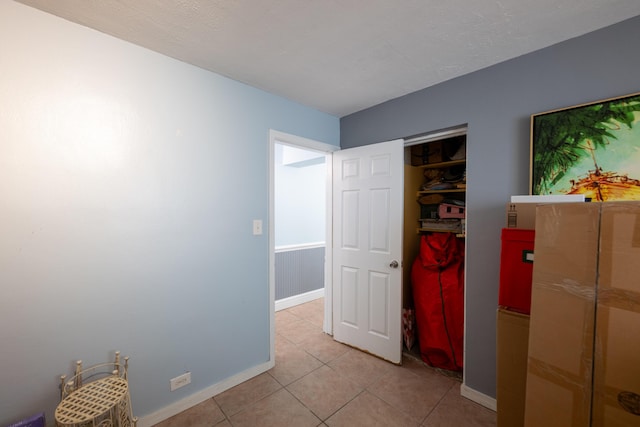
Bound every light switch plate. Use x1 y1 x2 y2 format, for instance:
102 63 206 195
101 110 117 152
253 219 263 235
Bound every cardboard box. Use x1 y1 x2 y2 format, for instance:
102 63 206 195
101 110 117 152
592 203 640 426
524 203 600 427
506 196 585 229
410 141 443 165
497 309 530 427
426 141 443 164
506 203 537 229
524 202 640 426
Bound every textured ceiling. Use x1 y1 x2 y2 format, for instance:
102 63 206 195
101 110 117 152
14 0 640 117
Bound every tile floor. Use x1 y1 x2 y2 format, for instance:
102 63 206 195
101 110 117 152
153 298 496 426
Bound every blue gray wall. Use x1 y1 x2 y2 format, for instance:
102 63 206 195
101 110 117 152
275 246 325 300
340 15 640 399
0 2 338 425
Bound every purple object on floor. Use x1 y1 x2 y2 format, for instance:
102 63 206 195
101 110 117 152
7 413 45 427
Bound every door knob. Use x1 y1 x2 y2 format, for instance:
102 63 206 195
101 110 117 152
389 260 399 268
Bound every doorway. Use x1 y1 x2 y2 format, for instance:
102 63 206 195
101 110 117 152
268 130 338 359
273 142 326 308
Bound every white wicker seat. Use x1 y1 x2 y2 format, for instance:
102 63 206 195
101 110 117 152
55 352 137 427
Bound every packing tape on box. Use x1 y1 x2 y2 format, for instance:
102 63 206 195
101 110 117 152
527 356 593 425
597 287 640 314
527 357 590 393
536 279 596 300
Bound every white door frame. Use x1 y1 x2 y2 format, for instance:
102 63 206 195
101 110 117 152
268 130 339 358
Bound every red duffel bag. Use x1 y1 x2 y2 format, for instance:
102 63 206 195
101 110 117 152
411 232 464 371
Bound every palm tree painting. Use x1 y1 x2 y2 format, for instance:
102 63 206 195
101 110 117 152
531 92 640 201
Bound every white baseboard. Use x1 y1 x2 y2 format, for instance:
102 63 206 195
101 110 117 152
137 359 274 427
275 288 324 312
460 383 497 411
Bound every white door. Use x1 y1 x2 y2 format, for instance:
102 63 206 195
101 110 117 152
332 139 404 363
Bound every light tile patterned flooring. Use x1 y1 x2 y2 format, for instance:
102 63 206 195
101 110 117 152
153 298 496 426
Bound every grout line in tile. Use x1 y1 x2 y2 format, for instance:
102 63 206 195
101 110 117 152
418 380 457 425
216 382 284 421
321 388 368 422
222 387 297 425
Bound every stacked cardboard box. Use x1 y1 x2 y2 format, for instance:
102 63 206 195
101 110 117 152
524 202 640 426
524 203 598 426
505 195 585 229
498 196 586 426
505 202 537 229
497 205 536 426
593 203 640 425
496 308 530 427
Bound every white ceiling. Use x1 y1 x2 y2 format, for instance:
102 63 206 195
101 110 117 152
15 0 640 117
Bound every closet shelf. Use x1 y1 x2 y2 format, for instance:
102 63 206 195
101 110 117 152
416 228 465 236
417 188 466 196
417 159 465 170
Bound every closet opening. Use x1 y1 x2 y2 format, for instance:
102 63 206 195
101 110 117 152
402 126 467 380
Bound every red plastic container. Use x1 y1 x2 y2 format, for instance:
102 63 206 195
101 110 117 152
499 228 535 314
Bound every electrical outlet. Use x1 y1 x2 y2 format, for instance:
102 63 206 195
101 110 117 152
170 372 191 391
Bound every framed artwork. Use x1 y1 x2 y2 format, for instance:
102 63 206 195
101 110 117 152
530 92 640 201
